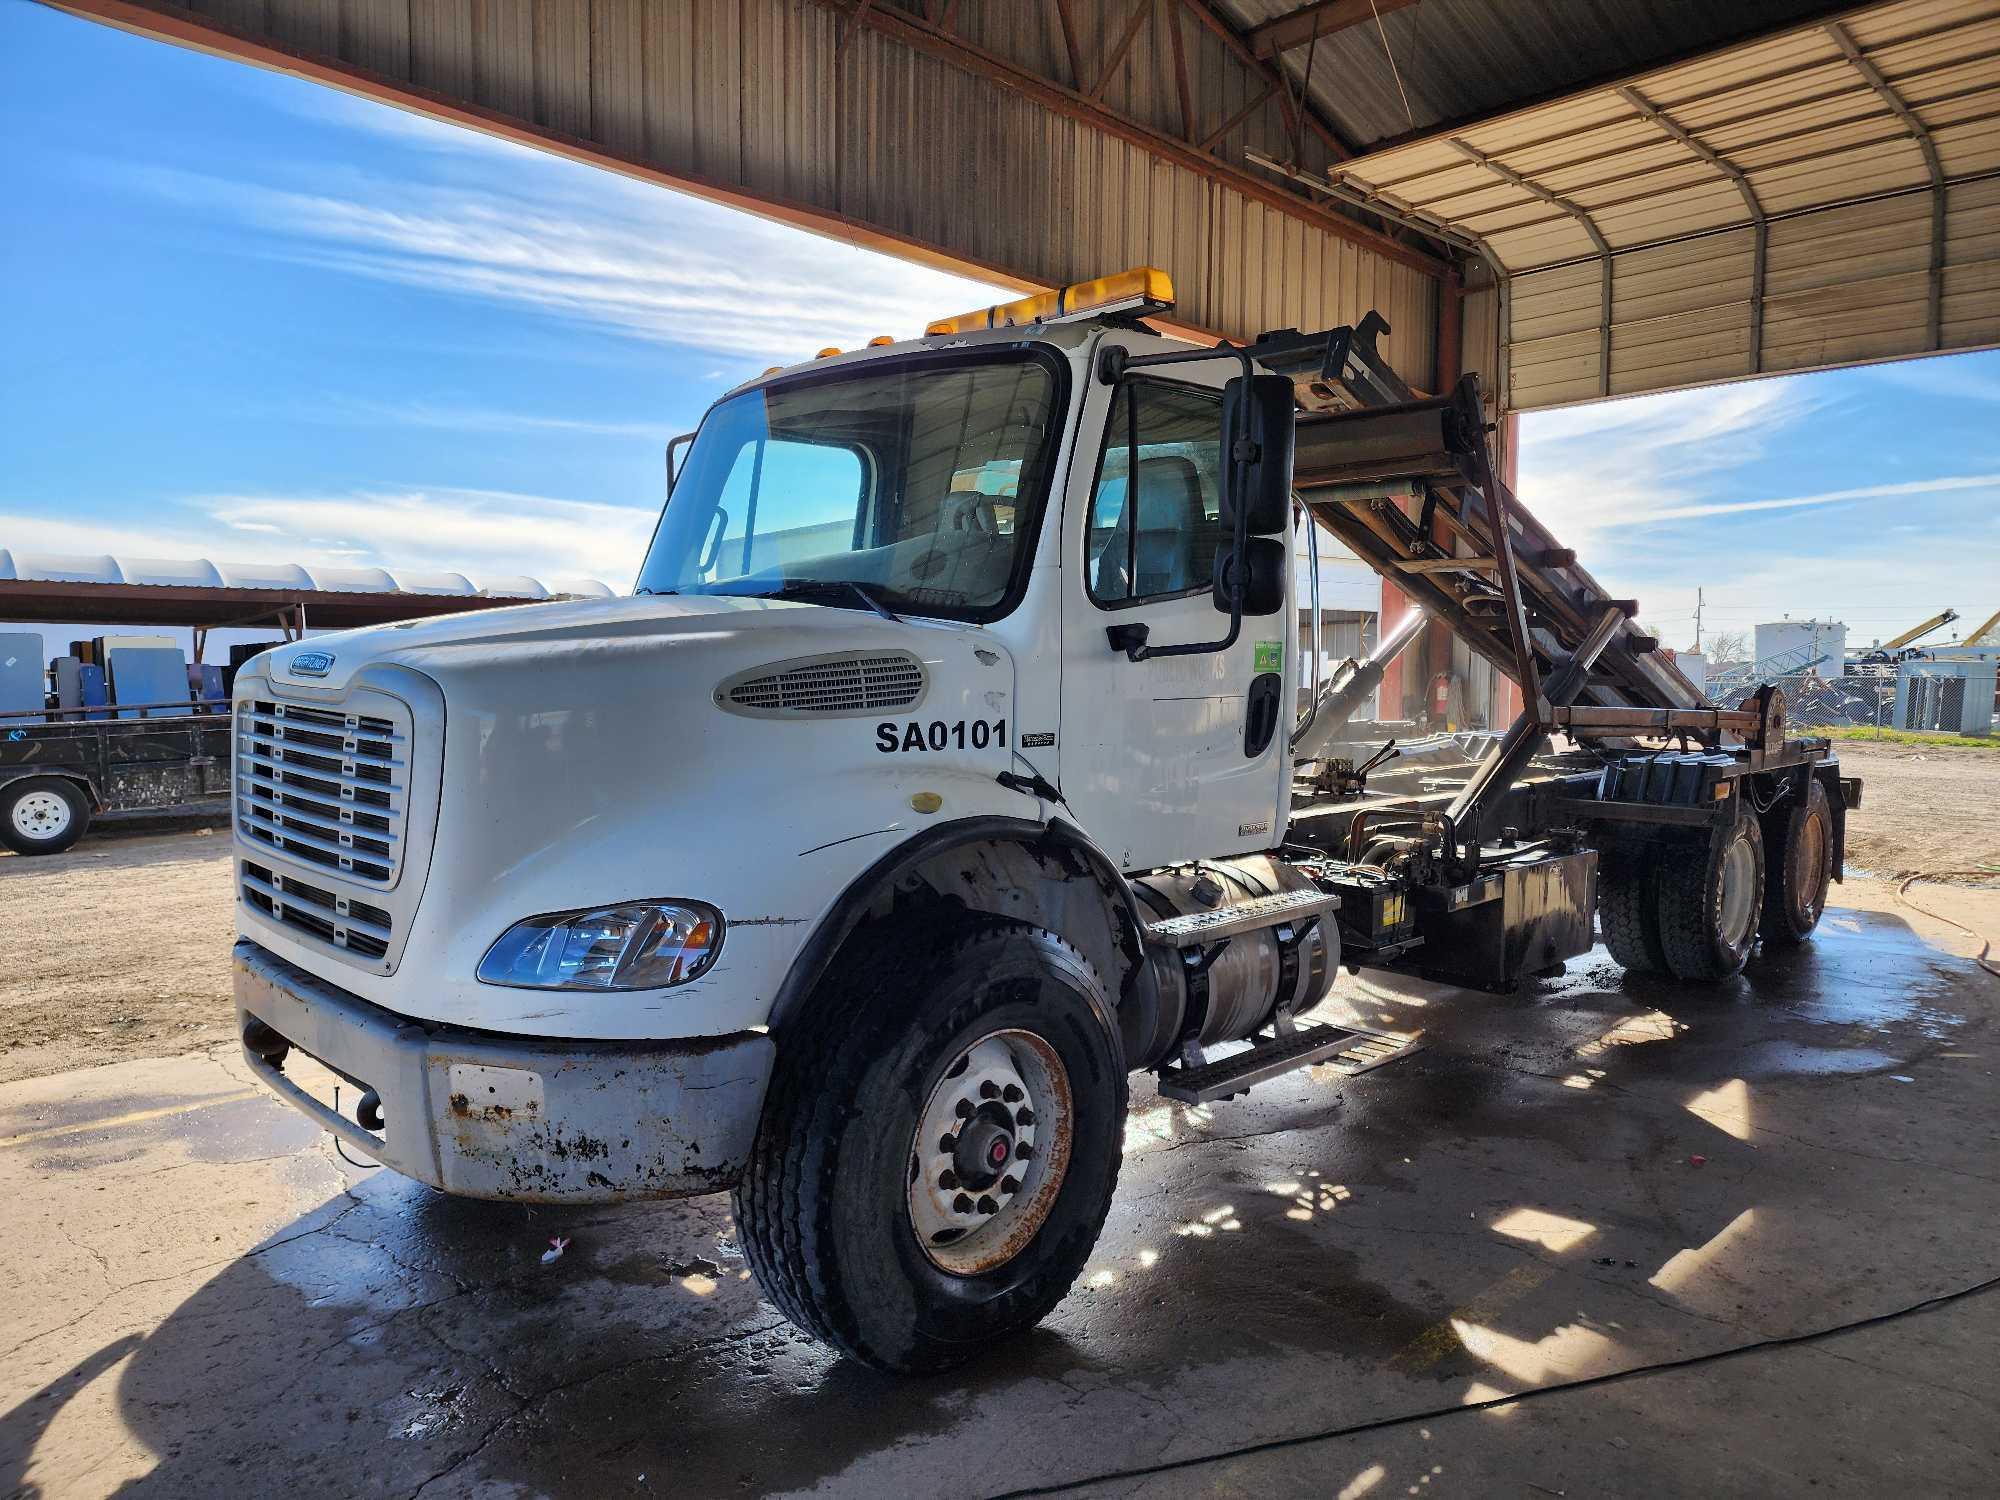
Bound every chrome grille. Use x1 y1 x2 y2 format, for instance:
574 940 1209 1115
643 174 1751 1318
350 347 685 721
236 698 408 885
240 860 392 960
722 653 925 716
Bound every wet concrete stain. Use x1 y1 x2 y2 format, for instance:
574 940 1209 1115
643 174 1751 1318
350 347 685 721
14 895 1994 1497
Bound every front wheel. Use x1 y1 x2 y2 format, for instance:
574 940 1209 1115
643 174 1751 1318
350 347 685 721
735 923 1126 1373
2 777 91 856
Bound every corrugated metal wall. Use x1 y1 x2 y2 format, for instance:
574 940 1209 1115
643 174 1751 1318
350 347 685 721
1503 177 2000 407
76 0 1438 382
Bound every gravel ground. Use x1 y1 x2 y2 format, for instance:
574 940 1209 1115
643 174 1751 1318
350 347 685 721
2 744 1994 1084
1833 739 2000 880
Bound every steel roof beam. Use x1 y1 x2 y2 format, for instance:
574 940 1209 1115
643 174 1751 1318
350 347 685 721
1175 0 1355 158
1827 19 1946 350
1245 0 1420 59
818 0 1444 272
1448 137 1613 395
1618 83 1767 370
1352 8 1992 200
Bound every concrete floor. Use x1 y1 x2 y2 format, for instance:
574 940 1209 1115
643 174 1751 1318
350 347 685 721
3 879 1995 1498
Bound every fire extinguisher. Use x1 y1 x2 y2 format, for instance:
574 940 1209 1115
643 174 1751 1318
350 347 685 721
1428 670 1453 727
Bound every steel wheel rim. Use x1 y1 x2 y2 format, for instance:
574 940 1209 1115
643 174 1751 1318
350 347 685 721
11 790 70 842
1798 812 1830 923
1719 834 1758 950
908 1028 1073 1276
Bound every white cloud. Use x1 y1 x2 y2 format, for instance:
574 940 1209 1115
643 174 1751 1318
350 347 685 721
1641 472 2000 523
1515 382 1809 549
313 396 679 441
116 159 1008 362
200 487 655 583
3 484 656 587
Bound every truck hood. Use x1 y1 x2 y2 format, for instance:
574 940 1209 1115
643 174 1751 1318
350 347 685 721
263 592 973 691
241 589 1029 1038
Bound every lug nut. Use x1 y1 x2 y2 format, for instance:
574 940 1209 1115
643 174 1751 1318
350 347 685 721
939 1132 957 1153
1015 1107 1035 1127
954 1098 974 1118
979 1080 1000 1099
976 1195 999 1215
938 1169 958 1190
1002 1083 1023 1103
1017 1143 1034 1161
1000 1175 1021 1195
953 1193 974 1214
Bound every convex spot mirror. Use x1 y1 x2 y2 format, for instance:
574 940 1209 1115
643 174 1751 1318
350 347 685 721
1219 373 1296 536
1212 537 1287 617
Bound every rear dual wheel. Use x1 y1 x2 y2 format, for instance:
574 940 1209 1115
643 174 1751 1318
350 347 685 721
1656 812 1764 981
1761 778 1834 947
735 922 1126 1373
1599 812 1764 981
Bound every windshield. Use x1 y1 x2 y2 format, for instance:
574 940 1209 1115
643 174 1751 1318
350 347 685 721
636 350 1064 621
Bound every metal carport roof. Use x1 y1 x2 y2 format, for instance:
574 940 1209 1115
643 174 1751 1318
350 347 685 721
1304 0 2000 407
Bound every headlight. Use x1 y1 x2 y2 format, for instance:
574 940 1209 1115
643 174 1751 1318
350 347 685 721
477 901 723 991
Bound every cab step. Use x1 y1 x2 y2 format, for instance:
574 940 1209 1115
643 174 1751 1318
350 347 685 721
1142 887 1341 948
1156 1018 1420 1104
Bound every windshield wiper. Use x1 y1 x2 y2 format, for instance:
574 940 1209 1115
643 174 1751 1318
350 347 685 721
768 578 900 623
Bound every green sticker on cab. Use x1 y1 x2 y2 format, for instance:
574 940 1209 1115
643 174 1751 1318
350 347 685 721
1254 640 1283 673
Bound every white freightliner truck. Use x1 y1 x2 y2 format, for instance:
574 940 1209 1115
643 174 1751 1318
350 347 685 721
233 269 1854 1372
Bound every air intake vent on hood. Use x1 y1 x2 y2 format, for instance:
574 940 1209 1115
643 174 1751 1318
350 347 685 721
717 652 926 717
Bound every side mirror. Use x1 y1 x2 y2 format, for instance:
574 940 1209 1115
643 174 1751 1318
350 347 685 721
1212 537 1287 616
1219 374 1296 535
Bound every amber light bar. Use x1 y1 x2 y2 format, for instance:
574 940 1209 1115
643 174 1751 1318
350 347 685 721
924 266 1174 337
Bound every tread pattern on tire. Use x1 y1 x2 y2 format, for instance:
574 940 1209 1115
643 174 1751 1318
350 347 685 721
1655 815 1763 982
734 919 1122 1371
1598 860 1664 974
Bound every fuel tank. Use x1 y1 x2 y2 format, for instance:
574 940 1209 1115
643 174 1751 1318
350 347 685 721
1124 855 1338 1070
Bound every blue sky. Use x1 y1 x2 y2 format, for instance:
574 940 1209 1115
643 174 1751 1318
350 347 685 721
4 0 1997 650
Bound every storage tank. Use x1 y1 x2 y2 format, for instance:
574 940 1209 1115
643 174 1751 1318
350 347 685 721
1754 619 1846 674
1669 649 1707 692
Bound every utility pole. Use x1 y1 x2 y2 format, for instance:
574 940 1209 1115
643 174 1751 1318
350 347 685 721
1693 587 1704 653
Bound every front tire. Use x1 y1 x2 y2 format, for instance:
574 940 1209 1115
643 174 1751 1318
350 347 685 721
1761 778 1834 946
1655 811 1764 981
2 778 90 856
735 922 1126 1373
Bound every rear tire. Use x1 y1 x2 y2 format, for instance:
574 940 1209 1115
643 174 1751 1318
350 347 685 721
1 778 90 856
1598 854 1666 975
1761 778 1833 947
735 922 1126 1373
1655 812 1764 981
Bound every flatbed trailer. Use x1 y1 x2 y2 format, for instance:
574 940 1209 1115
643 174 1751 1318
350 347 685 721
1 701 233 854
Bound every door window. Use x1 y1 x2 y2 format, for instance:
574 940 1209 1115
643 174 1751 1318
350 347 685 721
1086 381 1229 607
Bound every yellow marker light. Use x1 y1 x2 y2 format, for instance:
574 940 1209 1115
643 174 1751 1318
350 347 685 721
925 266 1174 337
816 347 842 359
867 335 895 347
910 792 943 814
762 365 782 375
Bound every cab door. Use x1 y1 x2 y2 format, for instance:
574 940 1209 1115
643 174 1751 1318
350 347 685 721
1055 347 1291 872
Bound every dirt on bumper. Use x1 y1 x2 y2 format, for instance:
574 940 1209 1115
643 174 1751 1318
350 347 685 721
233 939 773 1202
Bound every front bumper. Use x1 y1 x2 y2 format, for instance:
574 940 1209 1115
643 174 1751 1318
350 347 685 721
233 939 774 1202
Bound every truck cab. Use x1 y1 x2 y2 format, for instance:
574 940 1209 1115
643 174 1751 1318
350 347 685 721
233 268 1846 1373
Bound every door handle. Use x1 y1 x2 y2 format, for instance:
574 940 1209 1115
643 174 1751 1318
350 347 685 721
1105 622 1151 661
